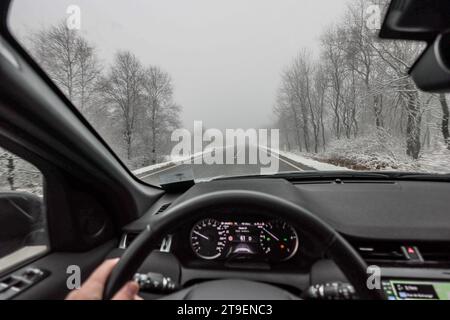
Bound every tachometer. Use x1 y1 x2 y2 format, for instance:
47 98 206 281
190 219 228 260
259 220 299 261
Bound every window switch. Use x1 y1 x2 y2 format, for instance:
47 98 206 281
0 282 9 293
0 277 19 293
0 287 20 300
0 268 48 300
21 268 44 281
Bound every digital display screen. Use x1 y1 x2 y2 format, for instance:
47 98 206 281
190 218 298 261
382 280 450 300
222 221 264 245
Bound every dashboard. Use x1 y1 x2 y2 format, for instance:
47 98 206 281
120 178 450 299
190 218 298 262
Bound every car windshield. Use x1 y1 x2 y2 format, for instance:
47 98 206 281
8 0 450 186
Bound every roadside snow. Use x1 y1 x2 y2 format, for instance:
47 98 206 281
262 146 351 171
303 133 450 173
132 159 177 175
132 148 217 176
406 143 450 173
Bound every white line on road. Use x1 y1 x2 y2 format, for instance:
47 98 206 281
265 149 304 171
138 145 304 180
139 163 183 180
138 148 225 179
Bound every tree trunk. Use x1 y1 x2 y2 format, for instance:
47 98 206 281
373 94 384 128
284 129 291 151
151 100 157 164
439 94 450 149
6 156 15 191
290 106 303 152
319 93 326 151
306 78 319 153
405 90 421 160
126 132 132 160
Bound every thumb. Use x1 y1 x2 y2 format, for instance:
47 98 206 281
111 281 140 300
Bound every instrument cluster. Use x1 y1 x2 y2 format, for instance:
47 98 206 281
190 218 299 262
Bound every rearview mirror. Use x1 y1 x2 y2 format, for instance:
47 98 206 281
380 0 450 42
410 32 450 92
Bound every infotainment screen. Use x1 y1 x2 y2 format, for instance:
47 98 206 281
382 280 450 300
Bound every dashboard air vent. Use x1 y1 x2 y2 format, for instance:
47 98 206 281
155 203 171 215
354 241 450 267
357 244 406 263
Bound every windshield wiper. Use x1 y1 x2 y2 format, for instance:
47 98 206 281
266 171 392 180
216 171 450 182
387 172 450 182
217 171 393 182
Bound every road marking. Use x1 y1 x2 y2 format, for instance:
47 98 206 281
138 148 223 180
139 163 183 180
257 145 305 172
138 145 304 181
278 156 304 171
269 151 304 171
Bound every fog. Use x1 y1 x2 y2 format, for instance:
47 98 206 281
10 0 346 130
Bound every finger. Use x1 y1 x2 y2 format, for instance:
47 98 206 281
86 258 120 284
112 281 140 300
81 258 119 295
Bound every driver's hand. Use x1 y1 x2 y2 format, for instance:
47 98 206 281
66 258 143 300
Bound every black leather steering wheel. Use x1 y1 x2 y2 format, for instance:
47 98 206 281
104 190 385 300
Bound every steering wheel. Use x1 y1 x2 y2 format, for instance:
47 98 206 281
104 190 385 300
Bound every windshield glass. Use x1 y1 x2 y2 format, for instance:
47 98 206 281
8 0 450 186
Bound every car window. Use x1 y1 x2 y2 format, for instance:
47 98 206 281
0 148 48 273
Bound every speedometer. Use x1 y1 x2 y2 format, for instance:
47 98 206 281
259 220 299 261
190 219 228 260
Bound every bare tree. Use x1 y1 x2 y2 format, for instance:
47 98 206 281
31 21 101 111
343 0 384 128
0 148 43 195
272 0 444 162
25 21 184 170
275 83 303 152
321 26 348 139
77 39 102 112
0 151 17 191
101 51 144 160
313 65 328 150
371 39 424 159
142 66 181 163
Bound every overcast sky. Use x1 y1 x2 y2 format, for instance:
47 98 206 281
9 0 348 130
